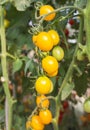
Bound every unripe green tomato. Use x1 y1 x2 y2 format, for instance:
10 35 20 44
83 98 90 113
52 46 64 61
4 19 10 28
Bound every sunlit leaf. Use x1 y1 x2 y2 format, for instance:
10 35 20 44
24 59 34 74
13 59 23 73
0 0 8 5
74 0 87 8
61 82 75 101
13 0 36 11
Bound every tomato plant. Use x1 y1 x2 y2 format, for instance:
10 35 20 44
0 0 90 130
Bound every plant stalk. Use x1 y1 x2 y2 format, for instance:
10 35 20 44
84 0 90 60
0 6 13 130
57 13 84 100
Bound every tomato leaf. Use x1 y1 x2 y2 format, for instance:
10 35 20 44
13 59 23 73
61 82 75 101
74 0 87 8
12 0 36 11
24 59 34 74
0 0 8 5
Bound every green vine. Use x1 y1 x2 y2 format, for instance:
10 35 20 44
0 5 15 130
84 0 90 60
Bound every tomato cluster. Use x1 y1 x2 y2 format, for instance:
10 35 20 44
32 29 64 77
26 4 65 130
26 95 52 130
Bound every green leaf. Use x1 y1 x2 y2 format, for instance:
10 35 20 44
24 59 34 74
0 0 8 5
13 0 36 11
13 59 23 73
74 0 87 8
0 109 5 123
61 82 75 101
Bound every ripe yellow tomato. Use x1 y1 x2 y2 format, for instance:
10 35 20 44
35 76 53 94
32 35 38 45
48 69 58 77
31 115 44 130
42 56 59 74
39 109 52 124
48 30 60 46
39 5 56 21
52 46 64 61
26 120 32 129
36 95 49 108
36 32 53 51
4 19 10 28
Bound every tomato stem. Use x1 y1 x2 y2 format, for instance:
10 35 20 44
52 118 59 130
6 52 16 60
84 0 90 60
39 6 84 24
0 6 15 130
57 12 84 99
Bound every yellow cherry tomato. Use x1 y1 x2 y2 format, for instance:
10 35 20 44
36 95 50 108
40 5 56 21
42 56 59 74
36 32 53 51
35 76 53 94
31 115 44 130
26 120 32 129
39 109 52 124
48 69 58 77
48 30 60 46
32 35 38 45
4 19 10 28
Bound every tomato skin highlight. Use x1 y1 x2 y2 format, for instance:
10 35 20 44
52 46 64 61
40 5 56 21
48 30 60 46
36 32 53 51
42 56 59 74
